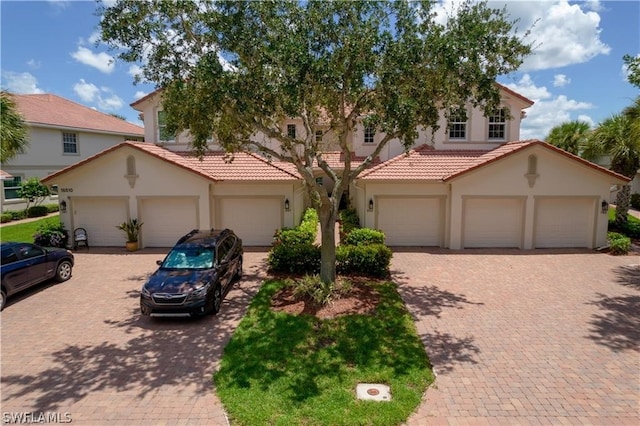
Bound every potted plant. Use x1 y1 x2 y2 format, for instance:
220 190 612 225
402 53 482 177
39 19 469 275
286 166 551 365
116 218 143 251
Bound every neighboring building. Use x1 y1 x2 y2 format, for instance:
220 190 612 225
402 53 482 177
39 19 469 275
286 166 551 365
42 86 628 249
1 94 144 211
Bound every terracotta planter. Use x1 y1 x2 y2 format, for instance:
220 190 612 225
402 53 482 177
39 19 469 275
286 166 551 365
125 241 139 252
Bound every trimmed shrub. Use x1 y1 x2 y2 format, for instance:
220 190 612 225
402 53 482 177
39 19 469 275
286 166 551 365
339 208 360 237
336 243 392 277
273 208 318 246
343 228 385 246
1 213 12 223
607 232 631 255
45 203 60 213
9 210 27 220
268 243 321 273
26 205 49 218
33 221 69 248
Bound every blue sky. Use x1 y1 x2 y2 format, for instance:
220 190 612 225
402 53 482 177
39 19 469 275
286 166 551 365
1 0 638 140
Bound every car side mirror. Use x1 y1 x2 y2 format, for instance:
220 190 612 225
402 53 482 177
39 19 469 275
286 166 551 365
156 260 163 266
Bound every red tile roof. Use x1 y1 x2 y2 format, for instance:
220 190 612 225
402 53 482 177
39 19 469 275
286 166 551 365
175 151 300 181
0 170 14 180
12 94 144 136
42 142 300 184
360 140 630 183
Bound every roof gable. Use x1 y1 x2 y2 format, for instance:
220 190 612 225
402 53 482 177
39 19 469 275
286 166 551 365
12 94 144 136
359 140 629 183
42 142 300 184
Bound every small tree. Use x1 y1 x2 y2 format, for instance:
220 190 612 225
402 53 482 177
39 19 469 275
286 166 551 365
18 177 50 211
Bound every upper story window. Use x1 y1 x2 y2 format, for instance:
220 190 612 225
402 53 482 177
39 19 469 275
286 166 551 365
315 130 323 143
447 108 468 140
3 176 22 200
488 108 507 140
364 126 375 144
157 111 175 142
62 132 78 154
287 124 297 139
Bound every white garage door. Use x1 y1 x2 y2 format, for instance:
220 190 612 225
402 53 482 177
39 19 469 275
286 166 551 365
140 197 198 247
217 197 282 246
535 198 594 248
72 198 128 246
464 198 523 248
377 197 443 246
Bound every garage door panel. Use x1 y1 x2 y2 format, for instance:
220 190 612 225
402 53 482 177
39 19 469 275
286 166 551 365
73 198 128 246
535 198 594 248
141 198 198 247
218 197 282 246
377 197 442 246
464 198 523 248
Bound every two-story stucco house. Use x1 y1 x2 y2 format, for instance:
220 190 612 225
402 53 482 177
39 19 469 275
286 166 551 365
42 85 628 249
1 93 144 211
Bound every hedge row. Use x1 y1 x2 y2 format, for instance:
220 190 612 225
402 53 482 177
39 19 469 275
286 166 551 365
268 207 392 277
1 204 59 223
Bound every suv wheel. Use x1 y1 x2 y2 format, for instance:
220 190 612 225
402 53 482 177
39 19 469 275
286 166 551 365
235 258 243 280
55 260 73 282
211 284 222 315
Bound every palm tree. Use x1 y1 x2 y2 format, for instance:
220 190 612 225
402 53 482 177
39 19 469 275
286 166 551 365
583 109 640 225
545 120 591 155
0 91 29 163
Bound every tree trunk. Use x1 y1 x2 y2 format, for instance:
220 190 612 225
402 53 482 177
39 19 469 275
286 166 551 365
318 200 338 284
615 184 631 226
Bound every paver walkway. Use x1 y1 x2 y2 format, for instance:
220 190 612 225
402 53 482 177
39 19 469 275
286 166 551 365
1 247 639 425
392 248 640 425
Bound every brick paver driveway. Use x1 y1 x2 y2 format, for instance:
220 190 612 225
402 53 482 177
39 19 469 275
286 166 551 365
1 248 268 425
394 248 640 425
2 247 639 425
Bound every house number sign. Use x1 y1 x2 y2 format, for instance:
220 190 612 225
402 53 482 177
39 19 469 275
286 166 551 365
60 188 74 193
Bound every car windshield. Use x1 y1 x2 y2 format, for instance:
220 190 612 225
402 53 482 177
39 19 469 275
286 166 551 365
162 247 215 270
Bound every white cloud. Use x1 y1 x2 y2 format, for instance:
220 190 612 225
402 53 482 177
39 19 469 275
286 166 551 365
26 59 41 70
72 79 124 112
73 79 100 102
433 1 610 72
553 74 570 87
98 94 124 111
505 74 593 140
1 71 45 94
134 90 148 100
128 64 143 79
70 46 115 74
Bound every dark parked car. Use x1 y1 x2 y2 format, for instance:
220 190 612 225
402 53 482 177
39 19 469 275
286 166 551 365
140 229 243 318
1 242 74 310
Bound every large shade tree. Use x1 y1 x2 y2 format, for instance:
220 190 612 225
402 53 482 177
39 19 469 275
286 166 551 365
100 0 532 283
545 120 591 155
0 91 29 163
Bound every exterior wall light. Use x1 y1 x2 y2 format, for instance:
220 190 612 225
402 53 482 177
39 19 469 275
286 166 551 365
368 198 374 211
284 198 290 211
601 200 609 214
60 200 67 213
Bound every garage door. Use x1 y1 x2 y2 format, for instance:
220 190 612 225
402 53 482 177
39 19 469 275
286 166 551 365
217 197 282 245
376 197 443 246
463 198 523 248
534 198 594 248
72 198 128 246
140 197 198 247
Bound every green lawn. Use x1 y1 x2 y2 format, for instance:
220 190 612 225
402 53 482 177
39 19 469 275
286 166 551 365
0 215 61 243
214 279 433 426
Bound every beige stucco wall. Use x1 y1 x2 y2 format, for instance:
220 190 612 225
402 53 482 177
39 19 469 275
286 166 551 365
449 146 615 249
48 146 212 235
